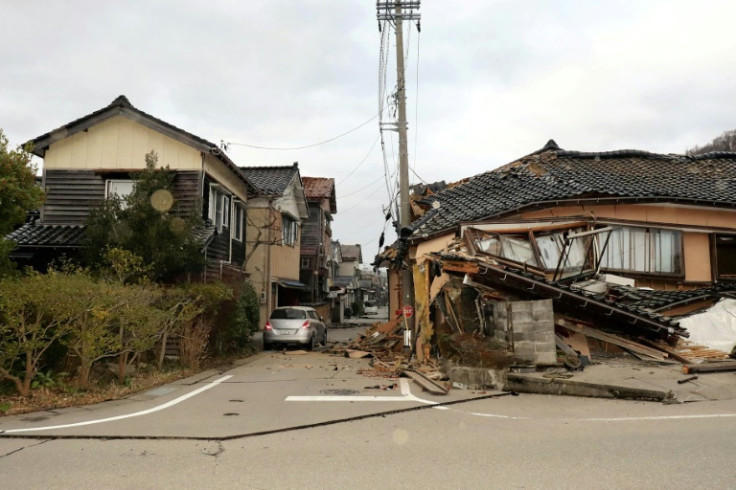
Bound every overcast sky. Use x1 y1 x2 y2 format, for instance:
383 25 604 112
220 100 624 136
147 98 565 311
3 1 736 261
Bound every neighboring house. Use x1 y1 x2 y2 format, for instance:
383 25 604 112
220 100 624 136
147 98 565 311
7 96 257 279
337 243 364 309
338 243 362 277
327 240 348 322
299 177 337 306
239 163 309 327
381 140 736 358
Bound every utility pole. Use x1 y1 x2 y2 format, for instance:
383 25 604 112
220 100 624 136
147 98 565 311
377 1 420 346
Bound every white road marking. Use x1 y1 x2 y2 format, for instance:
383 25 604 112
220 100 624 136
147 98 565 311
0 375 233 434
286 379 449 409
288 380 736 421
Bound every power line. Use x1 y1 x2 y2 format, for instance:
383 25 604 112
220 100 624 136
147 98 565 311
226 112 380 151
337 174 385 200
337 135 380 186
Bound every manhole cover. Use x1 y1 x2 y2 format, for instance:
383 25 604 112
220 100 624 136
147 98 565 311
320 389 360 396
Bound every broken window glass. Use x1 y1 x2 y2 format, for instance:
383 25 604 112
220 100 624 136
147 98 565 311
499 235 538 266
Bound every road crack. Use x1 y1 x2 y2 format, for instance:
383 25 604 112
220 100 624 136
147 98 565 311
0 439 50 459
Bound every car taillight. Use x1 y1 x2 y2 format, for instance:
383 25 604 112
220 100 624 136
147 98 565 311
301 320 310 329
265 321 272 330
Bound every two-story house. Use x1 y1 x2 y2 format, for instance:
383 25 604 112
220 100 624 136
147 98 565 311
239 163 309 326
299 177 337 307
6 96 256 280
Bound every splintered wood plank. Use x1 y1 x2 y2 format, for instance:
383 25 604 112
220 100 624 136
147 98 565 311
402 369 449 395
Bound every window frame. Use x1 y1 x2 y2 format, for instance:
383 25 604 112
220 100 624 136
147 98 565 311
232 203 245 242
282 214 298 246
208 185 232 234
105 179 135 199
599 226 683 277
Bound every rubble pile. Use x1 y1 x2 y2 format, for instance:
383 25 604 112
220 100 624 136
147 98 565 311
370 232 736 386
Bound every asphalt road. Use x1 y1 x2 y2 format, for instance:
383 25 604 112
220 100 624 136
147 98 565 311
1 321 735 489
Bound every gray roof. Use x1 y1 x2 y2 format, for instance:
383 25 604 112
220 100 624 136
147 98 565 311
413 140 736 238
6 223 86 248
240 163 300 195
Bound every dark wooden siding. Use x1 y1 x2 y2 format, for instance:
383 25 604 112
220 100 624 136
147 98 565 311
301 203 322 247
206 227 231 263
231 239 245 265
172 171 202 217
42 170 202 225
43 170 106 224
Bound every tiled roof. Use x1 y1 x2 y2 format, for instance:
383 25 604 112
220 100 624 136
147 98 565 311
6 222 218 251
6 223 86 248
414 140 736 237
240 164 299 195
340 244 362 262
302 177 337 214
302 177 334 199
607 284 736 313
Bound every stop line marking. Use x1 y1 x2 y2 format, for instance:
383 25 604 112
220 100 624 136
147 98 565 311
286 378 448 409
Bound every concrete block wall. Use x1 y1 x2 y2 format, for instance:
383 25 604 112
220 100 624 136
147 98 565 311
496 299 556 366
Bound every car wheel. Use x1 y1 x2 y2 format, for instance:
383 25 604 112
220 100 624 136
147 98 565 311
321 329 328 346
263 341 273 351
306 335 315 351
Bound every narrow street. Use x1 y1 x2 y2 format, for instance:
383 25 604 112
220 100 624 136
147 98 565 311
1 318 735 489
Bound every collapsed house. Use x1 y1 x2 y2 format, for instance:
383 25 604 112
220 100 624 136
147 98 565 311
366 140 736 386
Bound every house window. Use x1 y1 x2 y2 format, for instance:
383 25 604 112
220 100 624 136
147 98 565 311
106 180 135 199
715 234 736 279
282 215 298 246
600 227 682 274
301 257 310 269
233 205 245 242
208 186 231 233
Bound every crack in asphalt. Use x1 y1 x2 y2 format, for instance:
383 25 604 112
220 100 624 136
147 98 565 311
0 439 49 459
0 392 513 443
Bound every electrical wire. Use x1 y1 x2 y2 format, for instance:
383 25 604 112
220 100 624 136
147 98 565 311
337 174 385 200
340 182 391 215
337 135 380 186
227 112 380 151
412 25 420 175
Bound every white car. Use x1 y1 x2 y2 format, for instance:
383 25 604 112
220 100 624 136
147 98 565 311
363 300 378 316
263 306 327 351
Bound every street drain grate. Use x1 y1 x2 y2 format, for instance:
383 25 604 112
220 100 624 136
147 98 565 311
320 389 360 396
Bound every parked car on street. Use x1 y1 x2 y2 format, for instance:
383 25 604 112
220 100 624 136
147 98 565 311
263 306 327 351
363 300 378 316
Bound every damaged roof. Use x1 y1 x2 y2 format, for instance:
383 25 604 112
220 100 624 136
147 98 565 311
413 140 736 238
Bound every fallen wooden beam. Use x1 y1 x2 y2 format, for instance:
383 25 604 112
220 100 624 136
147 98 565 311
402 369 449 395
683 361 736 374
556 318 667 361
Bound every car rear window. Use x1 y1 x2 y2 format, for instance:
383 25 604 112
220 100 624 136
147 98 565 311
270 308 306 320
365 301 375 307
